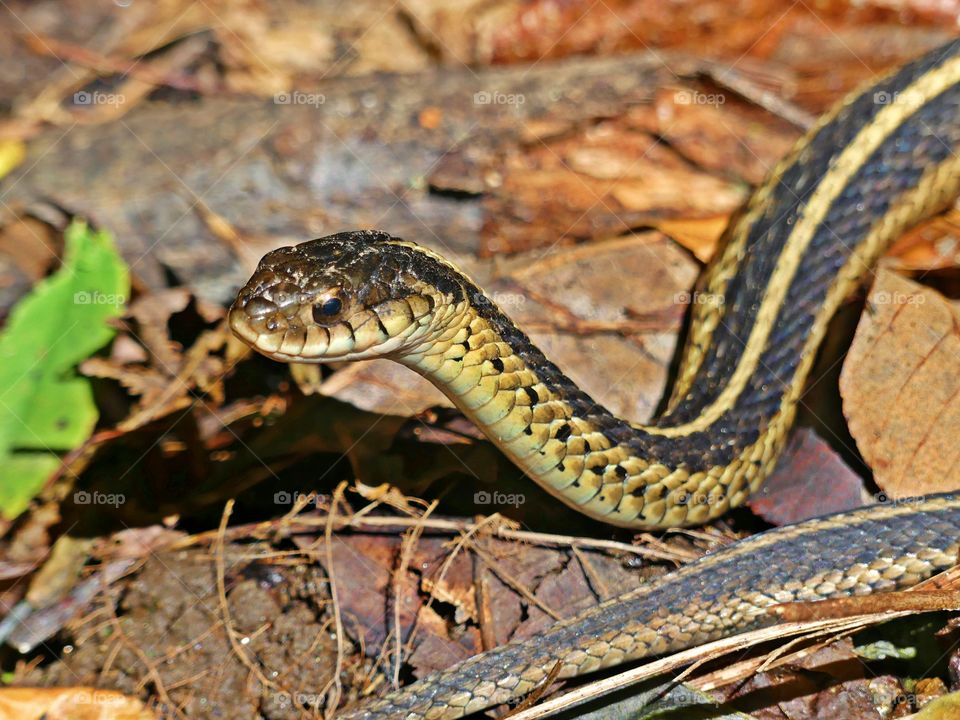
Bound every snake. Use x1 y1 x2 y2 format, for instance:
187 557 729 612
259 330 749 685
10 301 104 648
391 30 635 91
229 39 960 720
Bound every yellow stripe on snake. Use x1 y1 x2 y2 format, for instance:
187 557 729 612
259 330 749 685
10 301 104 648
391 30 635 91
230 40 960 720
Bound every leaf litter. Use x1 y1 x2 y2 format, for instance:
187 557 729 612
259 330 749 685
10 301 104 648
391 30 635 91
1 2 960 719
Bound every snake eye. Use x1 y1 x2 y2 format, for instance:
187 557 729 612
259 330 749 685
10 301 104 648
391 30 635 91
312 296 343 322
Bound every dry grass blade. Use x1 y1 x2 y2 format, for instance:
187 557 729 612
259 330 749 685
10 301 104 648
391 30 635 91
214 500 278 692
392 499 439 687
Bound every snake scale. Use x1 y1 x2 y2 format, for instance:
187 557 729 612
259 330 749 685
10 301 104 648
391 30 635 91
230 40 960 719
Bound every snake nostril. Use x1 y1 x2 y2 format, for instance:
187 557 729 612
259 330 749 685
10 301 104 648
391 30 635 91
265 316 283 332
245 297 279 319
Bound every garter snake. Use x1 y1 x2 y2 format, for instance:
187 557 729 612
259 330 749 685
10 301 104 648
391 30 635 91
230 40 960 719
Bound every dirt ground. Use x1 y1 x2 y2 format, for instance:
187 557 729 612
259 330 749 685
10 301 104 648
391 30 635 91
26 547 342 719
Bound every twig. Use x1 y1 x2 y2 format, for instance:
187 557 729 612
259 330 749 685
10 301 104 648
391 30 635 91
22 32 206 92
214 500 278 691
321 482 349 714
507 660 564 717
570 545 609 600
179 513 689 563
400 513 504 662
633 532 701 562
706 64 815 130
771 590 960 622
470 544 562 622
392 499 439 688
507 616 883 720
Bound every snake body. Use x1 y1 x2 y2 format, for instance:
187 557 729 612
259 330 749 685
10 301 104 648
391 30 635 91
230 40 960 719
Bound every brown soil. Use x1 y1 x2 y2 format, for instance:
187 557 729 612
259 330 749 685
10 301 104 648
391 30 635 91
23 545 343 719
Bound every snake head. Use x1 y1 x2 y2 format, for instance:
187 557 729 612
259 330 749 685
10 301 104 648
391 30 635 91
229 230 463 362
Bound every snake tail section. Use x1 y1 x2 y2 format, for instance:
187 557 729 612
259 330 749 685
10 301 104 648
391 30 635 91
341 495 960 719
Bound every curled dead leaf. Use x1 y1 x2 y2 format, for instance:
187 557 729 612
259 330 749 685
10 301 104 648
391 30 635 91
886 207 960 272
840 268 960 497
0 687 154 720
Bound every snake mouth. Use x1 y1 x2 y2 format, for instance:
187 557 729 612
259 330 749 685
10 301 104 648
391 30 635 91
228 298 416 363
228 254 365 361
228 305 306 361
228 299 360 362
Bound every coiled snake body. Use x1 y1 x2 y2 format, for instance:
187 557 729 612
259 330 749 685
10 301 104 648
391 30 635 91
231 40 960 719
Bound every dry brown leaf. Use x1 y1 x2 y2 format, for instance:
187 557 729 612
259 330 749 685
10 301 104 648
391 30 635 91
24 536 92 607
127 288 224 365
319 359 449 415
95 526 184 560
513 556 607 642
748 428 867 526
84 338 226 432
0 687 154 720
840 268 960 496
414 539 478 624
887 207 960 272
481 118 746 256
80 359 169 405
216 1 335 94
406 605 480 677
65 35 208 126
476 541 566 648
220 0 429 93
852 0 960 21
652 215 730 263
0 216 60 281
508 233 697 422
309 534 421 656
410 0 801 65
404 0 954 114
651 86 800 185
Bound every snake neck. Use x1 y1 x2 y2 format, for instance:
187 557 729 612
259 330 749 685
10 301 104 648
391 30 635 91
399 292 776 528
400 301 680 526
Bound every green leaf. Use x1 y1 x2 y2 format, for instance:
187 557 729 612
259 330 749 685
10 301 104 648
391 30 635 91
917 691 960 719
0 221 129 519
